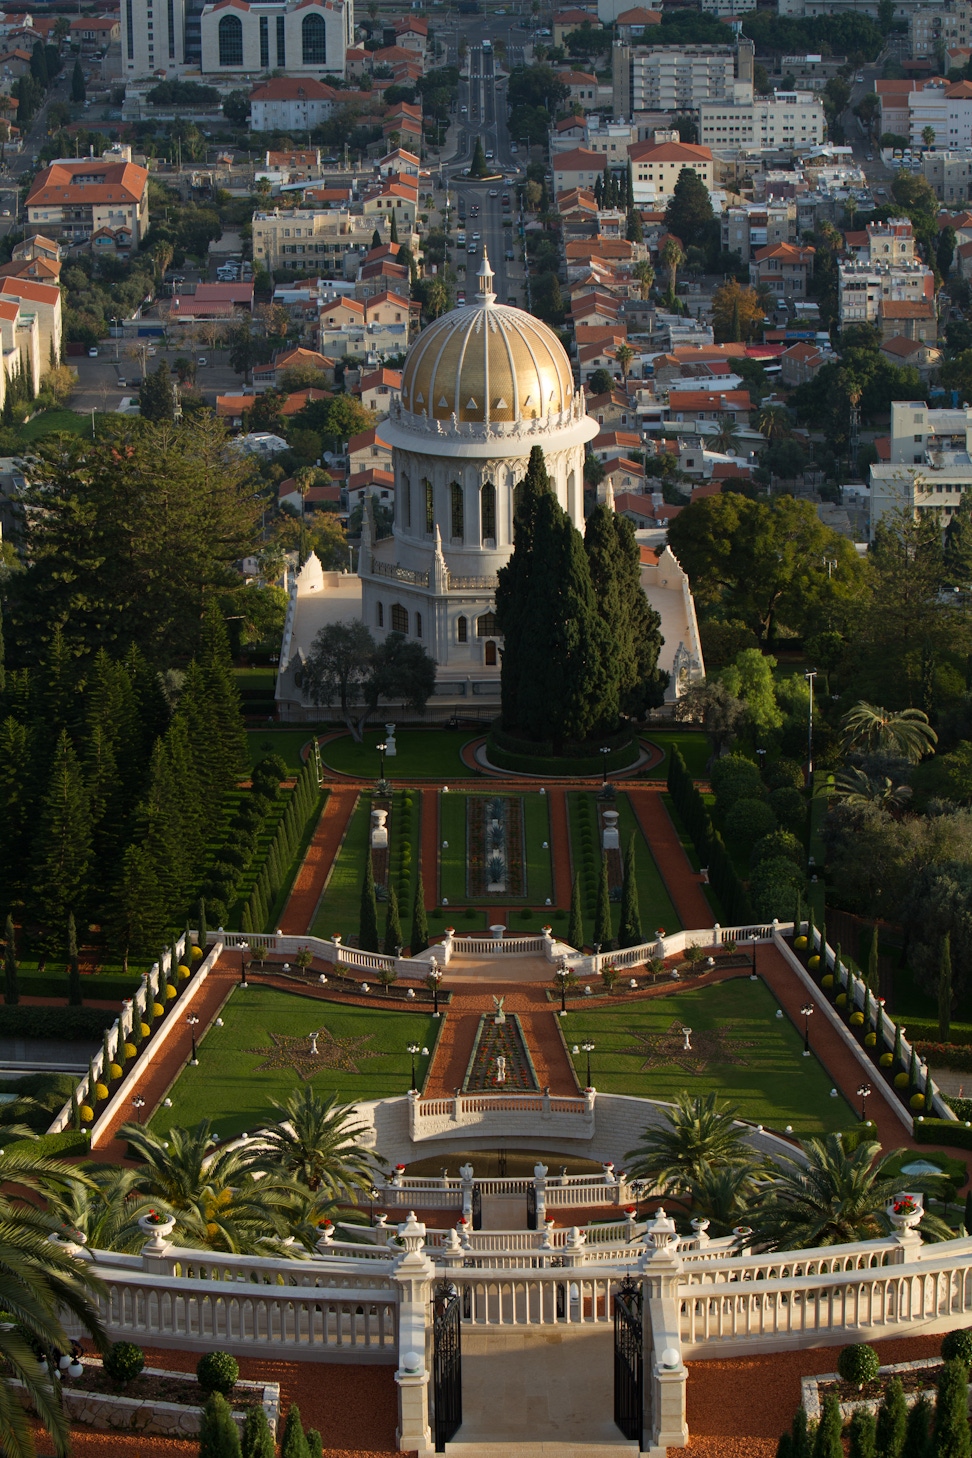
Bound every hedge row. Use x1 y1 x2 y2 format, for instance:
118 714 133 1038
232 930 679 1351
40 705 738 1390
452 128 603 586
667 748 753 924
241 757 323 934
2 1130 90 1158
0 1007 115 1040
914 1041 972 1071
486 734 640 777
906 1022 972 1048
14 974 142 1002
913 1117 972 1149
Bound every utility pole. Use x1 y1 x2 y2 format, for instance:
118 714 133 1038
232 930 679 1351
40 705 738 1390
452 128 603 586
805 668 817 783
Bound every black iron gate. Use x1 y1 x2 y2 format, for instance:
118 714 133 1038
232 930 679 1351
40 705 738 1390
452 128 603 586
432 1283 462 1452
614 1276 643 1447
471 1183 482 1230
526 1184 537 1230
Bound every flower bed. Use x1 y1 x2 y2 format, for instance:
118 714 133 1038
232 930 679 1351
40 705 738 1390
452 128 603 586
16 1359 279 1439
802 1357 943 1423
467 796 526 898
463 1013 539 1092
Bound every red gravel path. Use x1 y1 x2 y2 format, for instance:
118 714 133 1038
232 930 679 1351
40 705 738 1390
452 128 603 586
627 786 712 928
281 787 359 935
424 985 578 1097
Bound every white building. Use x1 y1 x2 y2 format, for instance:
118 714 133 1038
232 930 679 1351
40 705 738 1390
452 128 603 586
906 79 972 151
252 208 394 274
249 77 339 132
699 91 827 153
612 40 744 115
275 252 705 715
200 0 352 78
628 137 714 207
837 257 935 328
869 400 972 537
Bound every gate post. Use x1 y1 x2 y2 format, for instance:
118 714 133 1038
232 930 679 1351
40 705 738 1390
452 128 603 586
533 1162 548 1226
641 1207 688 1451
391 1212 434 1454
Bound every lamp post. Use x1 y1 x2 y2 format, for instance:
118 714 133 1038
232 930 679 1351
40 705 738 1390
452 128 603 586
370 1185 380 1223
556 957 571 1014
187 1013 200 1066
428 958 442 1016
408 1042 420 1091
377 740 387 784
132 1094 145 1123
600 745 610 787
857 1081 872 1123
751 936 758 977
805 668 817 782
582 1040 595 1089
240 941 250 988
801 1002 814 1056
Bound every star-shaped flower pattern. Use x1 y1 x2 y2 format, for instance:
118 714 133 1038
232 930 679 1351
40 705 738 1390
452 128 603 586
621 1020 755 1076
247 1027 383 1081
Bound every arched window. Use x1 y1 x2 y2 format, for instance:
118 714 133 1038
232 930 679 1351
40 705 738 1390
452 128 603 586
301 11 326 63
376 601 383 628
485 641 497 666
477 612 497 637
480 480 496 544
415 612 422 639
402 474 411 529
450 481 464 540
423 477 434 535
391 603 408 633
218 12 243 65
457 616 467 643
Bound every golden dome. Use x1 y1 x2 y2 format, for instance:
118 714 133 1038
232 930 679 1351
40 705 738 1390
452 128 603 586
400 253 574 427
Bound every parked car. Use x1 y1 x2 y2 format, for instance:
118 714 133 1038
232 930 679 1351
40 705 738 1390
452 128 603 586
197 357 207 366
88 346 98 357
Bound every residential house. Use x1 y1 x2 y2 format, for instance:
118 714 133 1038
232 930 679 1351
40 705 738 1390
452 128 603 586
749 241 815 298
70 15 120 46
249 79 339 132
878 298 937 341
359 366 402 415
552 148 613 195
628 137 714 209
591 427 643 462
553 8 600 46
879 335 943 375
0 277 61 372
614 6 662 40
869 399 972 536
26 156 149 249
780 340 830 386
347 424 392 475
602 456 647 494
667 388 752 424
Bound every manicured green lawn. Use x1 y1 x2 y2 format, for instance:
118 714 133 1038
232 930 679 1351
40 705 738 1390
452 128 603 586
641 731 710 781
562 978 850 1136
18 409 93 440
438 792 554 906
150 985 440 1140
234 667 277 692
615 794 680 935
247 730 316 774
320 729 476 779
309 792 367 941
565 792 681 946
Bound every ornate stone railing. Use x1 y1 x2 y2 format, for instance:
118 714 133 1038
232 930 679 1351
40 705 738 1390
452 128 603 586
446 572 499 590
370 560 430 587
407 1088 596 1141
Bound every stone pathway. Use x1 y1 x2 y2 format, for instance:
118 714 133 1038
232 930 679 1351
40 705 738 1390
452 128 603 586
280 786 359 935
626 786 712 928
424 983 579 1099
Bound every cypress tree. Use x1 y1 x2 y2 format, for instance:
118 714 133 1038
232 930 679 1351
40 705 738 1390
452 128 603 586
849 1409 877 1458
359 848 380 952
268 840 283 896
776 1436 793 1458
305 1431 323 1458
935 1359 971 1458
568 870 584 951
965 1188 972 1235
389 208 399 244
32 729 92 952
281 1404 310 1458
585 505 665 718
593 853 613 951
67 911 82 1006
199 897 208 946
893 1018 903 1068
876 1376 907 1458
791 1406 812 1458
198 1392 242 1458
617 834 642 948
813 1396 842 1458
908 1043 918 1087
902 1393 933 1458
939 931 953 1042
495 445 553 734
866 923 879 992
3 914 18 1005
241 905 253 934
383 882 402 956
410 874 429 955
242 1406 275 1458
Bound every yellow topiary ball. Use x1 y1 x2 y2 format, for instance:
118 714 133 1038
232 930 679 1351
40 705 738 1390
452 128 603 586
177 964 190 980
152 1003 164 1017
808 954 820 970
910 1093 926 1111
123 1042 137 1058
94 1083 109 1100
140 1022 152 1037
879 1052 894 1067
821 974 834 989
164 984 177 1000
191 946 203 961
794 936 808 950
836 993 847 1008
108 1063 123 1079
80 1105 93 1122
849 1012 864 1027
894 1071 910 1089
865 1032 877 1047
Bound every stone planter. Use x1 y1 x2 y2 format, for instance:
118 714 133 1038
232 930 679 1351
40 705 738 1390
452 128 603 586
16 1359 280 1439
801 1357 950 1423
888 1192 923 1232
138 1213 176 1252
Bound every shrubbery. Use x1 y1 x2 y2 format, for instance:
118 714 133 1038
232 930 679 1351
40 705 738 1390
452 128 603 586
103 1342 145 1385
837 1343 880 1389
197 1350 239 1394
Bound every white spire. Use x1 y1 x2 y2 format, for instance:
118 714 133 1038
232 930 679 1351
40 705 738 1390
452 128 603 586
476 248 496 305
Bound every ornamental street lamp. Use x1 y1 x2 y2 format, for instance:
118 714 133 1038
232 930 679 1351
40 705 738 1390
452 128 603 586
377 740 387 784
582 1040 595 1089
801 1002 814 1056
408 1042 421 1090
805 668 817 782
555 957 571 1014
240 941 250 988
858 1082 872 1123
132 1094 146 1123
600 745 610 786
187 1012 200 1066
428 959 442 1016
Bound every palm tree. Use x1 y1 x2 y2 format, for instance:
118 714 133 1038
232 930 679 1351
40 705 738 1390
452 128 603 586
49 1167 156 1254
661 237 685 304
758 404 791 440
151 241 174 283
0 1148 107 1458
750 1135 952 1249
687 1163 762 1237
626 1093 758 1194
713 414 740 454
922 125 936 149
633 259 655 300
120 1119 299 1254
833 766 913 813
250 1087 383 1199
840 702 938 763
614 342 635 386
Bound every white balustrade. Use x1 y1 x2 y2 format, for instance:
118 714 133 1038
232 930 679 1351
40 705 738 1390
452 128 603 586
449 1269 622 1326
407 1090 596 1141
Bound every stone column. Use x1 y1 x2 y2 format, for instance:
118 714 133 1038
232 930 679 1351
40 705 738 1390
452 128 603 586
642 1208 688 1450
391 1213 434 1454
533 1162 548 1225
459 1163 474 1222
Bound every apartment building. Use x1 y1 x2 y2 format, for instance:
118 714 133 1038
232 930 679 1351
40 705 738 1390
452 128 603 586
837 257 935 327
698 91 826 153
749 241 815 297
249 77 339 131
869 400 972 536
25 155 149 250
906 79 972 150
922 148 972 201
864 217 916 264
252 209 393 273
911 1 972 60
722 200 798 262
612 40 745 114
628 135 714 207
0 278 61 371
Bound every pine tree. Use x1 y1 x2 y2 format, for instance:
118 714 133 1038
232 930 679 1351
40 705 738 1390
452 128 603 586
936 1360 972 1458
593 853 613 951
867 923 879 993
903 1394 933 1458
410 874 429 955
241 1406 275 1458
813 1396 842 1458
939 930 953 1042
281 1405 310 1458
371 228 382 249
849 1409 877 1458
31 729 92 952
626 207 643 243
617 834 642 948
3 914 18 1005
383 882 402 956
359 848 380 952
198 1392 242 1458
876 1376 907 1458
139 360 176 422
568 870 584 951
470 136 489 178
67 911 82 1006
